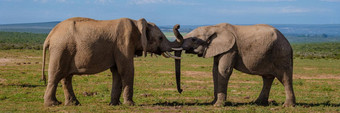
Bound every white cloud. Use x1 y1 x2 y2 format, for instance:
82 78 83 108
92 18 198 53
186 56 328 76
320 0 340 2
33 0 48 3
130 0 199 5
280 6 310 13
31 0 115 4
217 6 314 14
225 0 295 2
56 0 66 2
33 0 67 3
94 0 114 4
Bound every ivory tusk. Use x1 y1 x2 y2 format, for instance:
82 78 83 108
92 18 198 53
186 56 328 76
171 48 183 51
165 51 182 60
161 53 170 58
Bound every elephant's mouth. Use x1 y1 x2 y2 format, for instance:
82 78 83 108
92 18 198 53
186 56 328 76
184 48 196 54
154 47 162 55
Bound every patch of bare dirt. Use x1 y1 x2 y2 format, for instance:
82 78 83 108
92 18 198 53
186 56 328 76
0 58 12 65
183 71 211 77
26 56 41 59
82 91 98 96
158 71 174 74
0 78 7 84
184 80 211 84
294 74 340 80
229 80 260 84
152 88 177 91
303 67 317 70
190 64 210 68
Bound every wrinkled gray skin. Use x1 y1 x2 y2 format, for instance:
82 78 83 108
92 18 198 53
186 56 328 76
41 17 181 107
174 23 295 107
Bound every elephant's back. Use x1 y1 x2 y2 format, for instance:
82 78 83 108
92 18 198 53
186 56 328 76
233 25 291 75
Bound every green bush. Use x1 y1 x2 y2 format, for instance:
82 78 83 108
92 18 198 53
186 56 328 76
292 42 340 59
0 31 47 50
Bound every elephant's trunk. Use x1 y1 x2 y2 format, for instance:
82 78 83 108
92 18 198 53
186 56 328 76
175 50 182 94
173 24 184 44
173 24 184 94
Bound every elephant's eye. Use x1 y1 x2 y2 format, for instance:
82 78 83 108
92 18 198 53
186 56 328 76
159 37 163 41
191 38 197 42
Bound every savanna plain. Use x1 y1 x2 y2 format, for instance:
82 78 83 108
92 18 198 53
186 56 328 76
0 32 339 112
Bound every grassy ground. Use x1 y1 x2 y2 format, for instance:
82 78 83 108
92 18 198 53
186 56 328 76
0 49 339 112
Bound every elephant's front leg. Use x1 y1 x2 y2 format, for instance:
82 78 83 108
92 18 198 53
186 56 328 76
116 58 135 106
109 66 122 105
214 51 236 107
211 58 219 104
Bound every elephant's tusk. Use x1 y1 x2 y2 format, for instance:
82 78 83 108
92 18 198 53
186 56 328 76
162 52 170 58
171 48 183 51
165 51 182 60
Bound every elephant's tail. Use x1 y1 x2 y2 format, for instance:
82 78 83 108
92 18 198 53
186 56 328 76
41 36 50 85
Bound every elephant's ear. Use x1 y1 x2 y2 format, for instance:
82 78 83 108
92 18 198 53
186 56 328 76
137 18 148 56
203 24 236 58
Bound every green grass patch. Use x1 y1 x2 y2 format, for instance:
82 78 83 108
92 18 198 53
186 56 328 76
0 50 339 112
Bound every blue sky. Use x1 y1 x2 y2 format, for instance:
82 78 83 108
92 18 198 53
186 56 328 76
0 0 339 25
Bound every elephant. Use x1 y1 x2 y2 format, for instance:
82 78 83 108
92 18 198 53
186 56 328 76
41 17 182 107
173 23 296 107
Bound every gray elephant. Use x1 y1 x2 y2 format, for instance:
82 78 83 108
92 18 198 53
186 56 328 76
41 17 182 107
173 23 296 107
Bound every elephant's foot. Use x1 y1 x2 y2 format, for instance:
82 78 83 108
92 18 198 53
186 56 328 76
283 100 295 107
44 100 62 107
65 99 80 106
213 100 225 107
109 100 121 106
254 99 269 106
213 93 226 107
123 100 135 106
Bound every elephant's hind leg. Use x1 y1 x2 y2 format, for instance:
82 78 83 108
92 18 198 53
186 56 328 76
255 76 274 106
275 68 296 107
109 66 123 105
61 75 80 106
115 57 135 106
44 70 63 107
44 49 72 107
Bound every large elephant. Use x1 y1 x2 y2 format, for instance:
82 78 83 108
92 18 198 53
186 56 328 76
173 23 296 107
41 17 182 107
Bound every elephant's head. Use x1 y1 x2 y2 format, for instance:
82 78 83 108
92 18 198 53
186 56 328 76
180 23 236 58
136 18 183 58
172 23 236 93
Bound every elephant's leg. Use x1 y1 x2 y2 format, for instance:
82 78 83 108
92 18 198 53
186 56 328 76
211 57 219 104
44 50 72 107
275 68 296 107
255 76 275 105
116 58 135 106
109 66 123 105
44 70 63 107
61 75 80 106
214 51 236 107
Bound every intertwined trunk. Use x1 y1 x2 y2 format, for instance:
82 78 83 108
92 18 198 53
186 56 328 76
173 24 183 93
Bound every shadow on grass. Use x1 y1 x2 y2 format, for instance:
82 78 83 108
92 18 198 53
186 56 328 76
1 83 45 88
296 101 340 107
153 101 340 107
153 101 275 107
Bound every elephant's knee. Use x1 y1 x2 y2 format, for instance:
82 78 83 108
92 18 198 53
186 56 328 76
218 66 233 78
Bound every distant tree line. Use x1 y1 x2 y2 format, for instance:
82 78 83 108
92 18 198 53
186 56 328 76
0 31 47 50
0 31 339 59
